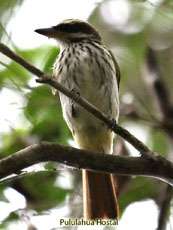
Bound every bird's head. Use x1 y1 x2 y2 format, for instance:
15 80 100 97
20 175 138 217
35 19 102 47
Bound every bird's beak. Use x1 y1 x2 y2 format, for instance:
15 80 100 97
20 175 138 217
35 27 58 38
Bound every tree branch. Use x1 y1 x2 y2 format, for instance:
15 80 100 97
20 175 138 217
0 43 173 187
146 47 173 230
146 48 172 119
0 142 173 186
0 43 154 157
157 185 173 230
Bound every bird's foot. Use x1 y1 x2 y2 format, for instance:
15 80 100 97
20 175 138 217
71 88 80 105
108 117 117 131
71 89 80 117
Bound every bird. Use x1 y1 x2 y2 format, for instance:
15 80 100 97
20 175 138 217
35 19 120 220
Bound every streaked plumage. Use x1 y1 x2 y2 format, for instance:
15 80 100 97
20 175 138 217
35 19 120 219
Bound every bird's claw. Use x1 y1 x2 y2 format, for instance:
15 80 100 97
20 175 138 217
71 88 80 105
71 89 80 117
109 117 117 131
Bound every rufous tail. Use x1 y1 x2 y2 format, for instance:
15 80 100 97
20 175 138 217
74 130 119 219
83 169 119 219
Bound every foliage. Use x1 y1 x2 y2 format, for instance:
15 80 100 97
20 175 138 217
0 0 24 38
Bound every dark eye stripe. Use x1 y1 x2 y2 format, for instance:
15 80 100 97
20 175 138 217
52 21 102 41
53 23 94 34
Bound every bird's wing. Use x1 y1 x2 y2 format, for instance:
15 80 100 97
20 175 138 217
108 49 121 90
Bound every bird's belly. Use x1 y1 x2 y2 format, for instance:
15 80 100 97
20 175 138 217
54 45 119 148
59 74 118 137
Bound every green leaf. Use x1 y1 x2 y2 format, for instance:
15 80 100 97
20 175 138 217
0 212 19 230
0 0 23 24
0 45 59 92
41 47 60 74
118 177 158 216
1 129 30 157
13 171 71 211
44 162 57 171
24 85 70 144
151 131 168 157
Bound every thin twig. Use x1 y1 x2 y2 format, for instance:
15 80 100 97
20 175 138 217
157 185 173 230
